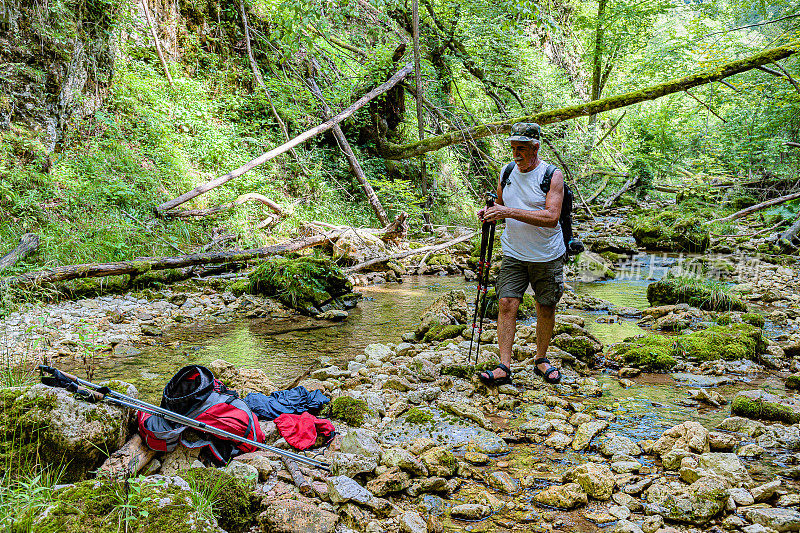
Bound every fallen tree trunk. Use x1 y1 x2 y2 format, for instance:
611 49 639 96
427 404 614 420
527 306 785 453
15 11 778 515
0 233 39 272
586 173 614 203
164 193 285 218
307 77 390 226
2 231 343 289
779 215 800 252
710 190 800 223
282 457 313 496
98 434 156 478
382 41 800 159
346 231 475 273
603 175 640 209
156 62 414 214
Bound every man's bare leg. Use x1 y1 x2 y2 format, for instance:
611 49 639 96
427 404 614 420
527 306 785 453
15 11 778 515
535 302 560 379
483 296 520 379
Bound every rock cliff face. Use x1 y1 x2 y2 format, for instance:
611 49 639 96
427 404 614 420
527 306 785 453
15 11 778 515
0 0 122 150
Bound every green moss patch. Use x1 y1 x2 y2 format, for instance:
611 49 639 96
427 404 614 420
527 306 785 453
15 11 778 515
423 324 467 343
786 374 800 390
440 364 474 379
674 324 766 362
405 408 434 424
647 276 746 312
327 396 369 427
179 468 256 533
608 335 676 371
741 313 765 328
247 257 358 315
731 394 800 424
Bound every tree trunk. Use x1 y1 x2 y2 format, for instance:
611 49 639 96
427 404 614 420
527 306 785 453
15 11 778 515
98 434 156 478
2 232 342 289
141 0 174 87
0 233 39 272
779 215 800 252
586 0 607 143
710 191 800 223
381 41 799 160
603 174 640 209
307 78 390 226
156 62 414 214
165 193 285 218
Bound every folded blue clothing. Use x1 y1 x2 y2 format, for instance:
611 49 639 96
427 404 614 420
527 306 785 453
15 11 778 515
245 386 331 421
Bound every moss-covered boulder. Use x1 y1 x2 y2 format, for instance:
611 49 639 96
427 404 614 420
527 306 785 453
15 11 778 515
607 334 676 371
647 276 747 312
741 313 766 328
179 468 257 533
247 257 360 315
332 229 387 264
423 324 467 343
786 374 800 390
630 211 710 252
327 396 369 427
0 382 134 482
730 390 800 424
415 289 469 337
19 476 221 532
674 324 767 362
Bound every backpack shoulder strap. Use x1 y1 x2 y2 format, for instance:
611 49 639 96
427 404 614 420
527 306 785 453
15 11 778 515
500 162 516 189
540 164 558 193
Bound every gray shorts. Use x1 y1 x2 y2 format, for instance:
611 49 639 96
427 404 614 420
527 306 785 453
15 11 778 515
496 254 565 307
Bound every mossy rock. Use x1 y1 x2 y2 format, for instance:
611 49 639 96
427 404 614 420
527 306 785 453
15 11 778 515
741 313 765 328
674 324 766 362
440 364 474 379
423 324 467 343
227 279 249 296
482 287 536 320
715 313 733 326
786 374 800 390
0 383 132 482
426 254 454 266
20 477 220 532
328 396 369 427
608 334 676 371
179 467 256 533
405 408 434 424
247 257 358 315
647 276 746 312
730 391 800 424
629 210 710 253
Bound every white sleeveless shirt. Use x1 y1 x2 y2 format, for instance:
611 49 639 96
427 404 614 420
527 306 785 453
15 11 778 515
500 161 566 262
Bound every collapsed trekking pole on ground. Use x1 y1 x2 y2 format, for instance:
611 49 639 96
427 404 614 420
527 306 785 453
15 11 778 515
38 365 330 471
469 192 498 366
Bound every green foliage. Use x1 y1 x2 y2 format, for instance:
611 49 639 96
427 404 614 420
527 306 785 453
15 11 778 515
0 464 66 532
405 408 434 424
646 276 746 312
328 396 369 427
181 468 255 533
247 257 353 314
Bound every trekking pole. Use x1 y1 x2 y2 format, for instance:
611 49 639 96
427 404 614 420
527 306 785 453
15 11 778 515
468 208 492 366
38 366 330 471
473 192 497 366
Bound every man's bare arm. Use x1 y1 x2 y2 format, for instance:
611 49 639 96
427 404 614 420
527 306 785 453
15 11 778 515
481 170 564 228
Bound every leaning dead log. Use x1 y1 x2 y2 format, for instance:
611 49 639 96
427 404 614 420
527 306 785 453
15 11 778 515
1 231 342 289
307 77 390 226
164 193 286 218
382 40 800 159
710 191 800 224
156 62 414 214
779 215 800 252
603 175 640 209
141 0 173 88
98 434 156 478
0 233 39 272
346 231 476 273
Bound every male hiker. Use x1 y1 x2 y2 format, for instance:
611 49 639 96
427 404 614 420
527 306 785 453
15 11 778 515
476 122 564 385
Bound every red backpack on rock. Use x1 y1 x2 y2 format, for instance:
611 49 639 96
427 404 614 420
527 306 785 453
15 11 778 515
138 365 265 464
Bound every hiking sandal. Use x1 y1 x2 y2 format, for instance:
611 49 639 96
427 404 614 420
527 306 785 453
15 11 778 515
477 363 513 386
534 357 561 384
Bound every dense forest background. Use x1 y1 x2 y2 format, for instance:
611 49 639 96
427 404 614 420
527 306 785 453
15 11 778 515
1 0 799 272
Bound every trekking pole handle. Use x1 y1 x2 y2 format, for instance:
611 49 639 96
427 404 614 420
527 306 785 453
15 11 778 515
484 191 496 208
38 365 106 402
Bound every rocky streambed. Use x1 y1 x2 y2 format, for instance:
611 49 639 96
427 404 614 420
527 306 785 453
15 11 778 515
3 215 800 533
